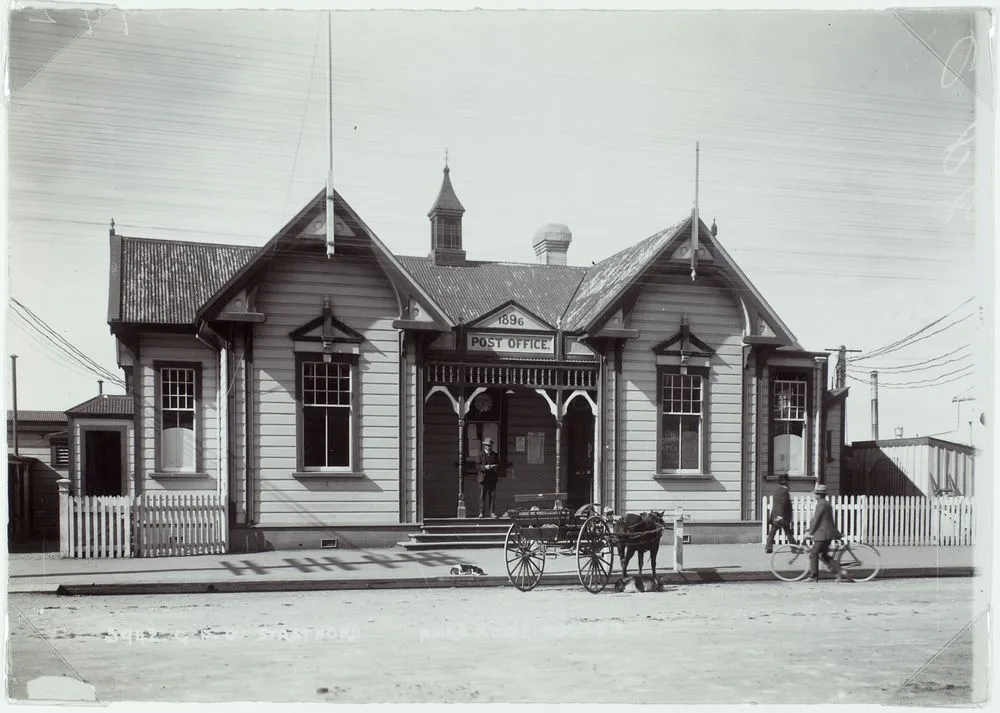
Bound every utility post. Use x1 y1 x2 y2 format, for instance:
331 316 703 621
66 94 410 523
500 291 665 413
870 371 879 441
10 355 19 455
824 345 862 389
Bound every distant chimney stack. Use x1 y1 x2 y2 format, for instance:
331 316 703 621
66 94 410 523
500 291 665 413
98 380 104 395
532 223 572 266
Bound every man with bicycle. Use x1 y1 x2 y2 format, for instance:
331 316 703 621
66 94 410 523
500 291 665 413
803 484 854 583
764 475 796 554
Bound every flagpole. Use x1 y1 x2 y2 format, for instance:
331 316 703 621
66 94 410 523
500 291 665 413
691 141 700 281
326 9 335 259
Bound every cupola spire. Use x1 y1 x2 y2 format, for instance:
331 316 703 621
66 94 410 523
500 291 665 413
428 154 466 266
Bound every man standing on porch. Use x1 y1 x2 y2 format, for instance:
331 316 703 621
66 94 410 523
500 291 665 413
477 438 500 519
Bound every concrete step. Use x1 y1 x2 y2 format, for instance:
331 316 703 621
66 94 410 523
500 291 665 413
420 524 511 536
407 531 510 544
397 539 507 551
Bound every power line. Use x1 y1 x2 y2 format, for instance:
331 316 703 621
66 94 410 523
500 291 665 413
849 297 975 363
847 344 972 374
9 299 125 385
847 366 974 390
10 302 122 384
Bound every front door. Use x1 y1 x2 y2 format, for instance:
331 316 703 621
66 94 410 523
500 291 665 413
84 430 124 496
564 398 594 510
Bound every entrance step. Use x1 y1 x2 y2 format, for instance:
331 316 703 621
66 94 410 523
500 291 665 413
399 518 512 550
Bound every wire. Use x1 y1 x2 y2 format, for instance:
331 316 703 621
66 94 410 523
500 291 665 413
846 345 972 374
849 298 975 362
847 366 974 390
9 300 125 386
10 301 123 384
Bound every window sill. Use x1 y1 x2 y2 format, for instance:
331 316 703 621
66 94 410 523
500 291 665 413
293 471 366 480
151 471 212 479
654 472 715 480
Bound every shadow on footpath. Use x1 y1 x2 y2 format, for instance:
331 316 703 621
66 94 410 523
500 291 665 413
10 551 473 580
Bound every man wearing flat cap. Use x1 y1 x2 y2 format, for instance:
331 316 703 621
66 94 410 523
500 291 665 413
477 437 500 519
805 484 854 582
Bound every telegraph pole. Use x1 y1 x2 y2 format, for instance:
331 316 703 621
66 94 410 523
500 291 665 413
824 345 862 389
10 355 19 455
870 371 879 441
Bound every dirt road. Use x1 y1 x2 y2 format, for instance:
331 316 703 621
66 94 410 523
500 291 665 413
8 577 985 705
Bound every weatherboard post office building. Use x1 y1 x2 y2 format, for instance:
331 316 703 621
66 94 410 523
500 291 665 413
105 165 848 550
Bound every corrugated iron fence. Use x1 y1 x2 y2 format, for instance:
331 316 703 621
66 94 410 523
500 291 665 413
61 492 226 558
760 495 975 547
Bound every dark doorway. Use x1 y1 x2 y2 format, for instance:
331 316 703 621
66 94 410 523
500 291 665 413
84 430 123 496
564 398 595 510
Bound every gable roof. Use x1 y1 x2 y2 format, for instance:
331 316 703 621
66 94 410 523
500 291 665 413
561 215 799 346
560 222 683 331
196 188 454 329
112 236 257 326
65 394 134 417
396 257 588 326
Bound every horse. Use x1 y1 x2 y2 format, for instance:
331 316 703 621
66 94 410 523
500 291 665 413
613 510 667 591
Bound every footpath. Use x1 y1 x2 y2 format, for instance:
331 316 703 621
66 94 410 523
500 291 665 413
6 543 979 596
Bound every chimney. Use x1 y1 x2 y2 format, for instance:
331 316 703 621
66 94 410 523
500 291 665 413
532 223 572 266
98 379 104 395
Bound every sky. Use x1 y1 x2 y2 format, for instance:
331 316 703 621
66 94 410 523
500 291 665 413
2 2 992 445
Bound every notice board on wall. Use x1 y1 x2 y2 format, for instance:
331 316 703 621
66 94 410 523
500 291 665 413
526 432 545 464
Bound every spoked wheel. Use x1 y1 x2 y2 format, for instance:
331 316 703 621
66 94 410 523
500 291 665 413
573 503 602 519
576 515 615 593
769 544 811 582
836 542 881 582
504 523 546 591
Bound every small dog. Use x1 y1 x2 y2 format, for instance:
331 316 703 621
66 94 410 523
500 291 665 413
450 564 486 576
616 575 664 593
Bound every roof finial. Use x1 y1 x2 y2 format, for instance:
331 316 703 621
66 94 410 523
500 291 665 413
444 146 449 172
710 217 718 236
109 218 116 236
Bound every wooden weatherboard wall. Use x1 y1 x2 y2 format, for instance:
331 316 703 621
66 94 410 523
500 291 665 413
137 333 219 493
250 252 401 526
620 274 745 519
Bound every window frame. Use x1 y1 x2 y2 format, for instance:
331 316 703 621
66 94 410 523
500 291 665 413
770 369 811 477
294 352 361 474
656 365 710 476
153 361 204 474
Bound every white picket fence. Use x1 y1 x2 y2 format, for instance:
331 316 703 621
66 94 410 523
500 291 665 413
62 492 226 558
760 495 975 547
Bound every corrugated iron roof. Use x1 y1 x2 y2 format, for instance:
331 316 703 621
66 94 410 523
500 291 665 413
396 256 588 326
65 394 134 417
118 237 258 324
560 221 684 331
6 410 67 423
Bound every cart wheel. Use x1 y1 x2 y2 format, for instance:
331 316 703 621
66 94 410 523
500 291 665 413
505 522 546 592
573 503 601 519
576 515 614 594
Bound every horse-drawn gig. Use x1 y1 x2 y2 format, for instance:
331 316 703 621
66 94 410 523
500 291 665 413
503 493 670 593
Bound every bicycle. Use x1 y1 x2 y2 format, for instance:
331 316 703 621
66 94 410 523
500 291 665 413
769 537 881 582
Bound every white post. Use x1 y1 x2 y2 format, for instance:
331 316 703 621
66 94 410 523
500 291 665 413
219 343 229 551
673 505 686 572
57 478 72 557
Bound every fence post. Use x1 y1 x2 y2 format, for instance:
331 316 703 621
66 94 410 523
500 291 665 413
57 478 72 558
673 506 686 572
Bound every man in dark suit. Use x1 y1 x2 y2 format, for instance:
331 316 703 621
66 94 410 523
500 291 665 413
477 437 500 519
805 484 854 582
764 475 796 553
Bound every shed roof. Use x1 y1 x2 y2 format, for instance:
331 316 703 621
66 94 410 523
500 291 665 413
6 410 68 424
65 394 134 418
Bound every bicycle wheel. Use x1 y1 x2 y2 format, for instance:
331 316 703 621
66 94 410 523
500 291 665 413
769 544 811 582
836 542 880 582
